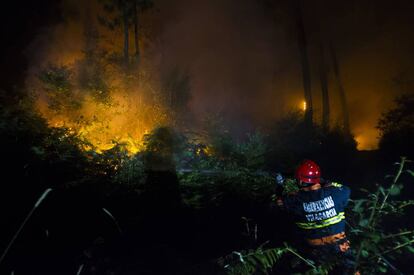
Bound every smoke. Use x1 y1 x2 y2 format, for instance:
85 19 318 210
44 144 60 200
315 0 414 149
156 0 300 129
24 0 414 150
155 0 414 149
25 0 169 153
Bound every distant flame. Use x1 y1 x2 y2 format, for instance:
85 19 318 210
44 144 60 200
355 129 378 151
302 101 307 111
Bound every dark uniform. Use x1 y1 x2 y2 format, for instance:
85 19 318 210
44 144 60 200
282 182 349 239
278 181 356 274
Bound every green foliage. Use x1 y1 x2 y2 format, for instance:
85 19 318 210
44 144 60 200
179 167 274 209
282 178 300 195
142 126 186 171
349 157 414 274
2 87 413 274
377 93 414 158
39 65 81 112
218 245 289 275
176 126 272 209
266 111 357 172
237 132 267 170
193 116 268 170
377 94 414 134
37 127 91 179
0 93 96 186
267 111 318 161
199 114 238 162
112 154 146 191
89 142 130 177
77 49 111 104
110 125 267 199
218 243 328 275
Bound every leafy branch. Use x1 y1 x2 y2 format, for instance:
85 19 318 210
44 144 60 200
218 242 320 275
351 157 414 273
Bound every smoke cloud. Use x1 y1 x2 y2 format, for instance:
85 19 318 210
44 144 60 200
25 0 414 150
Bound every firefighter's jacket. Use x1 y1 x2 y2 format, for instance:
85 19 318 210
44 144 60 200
281 182 350 239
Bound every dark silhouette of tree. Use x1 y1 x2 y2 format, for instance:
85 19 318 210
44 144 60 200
378 93 414 158
133 0 139 63
132 0 153 66
98 0 153 69
329 42 350 134
39 65 81 112
122 1 130 67
294 0 313 127
162 68 192 127
319 43 330 132
98 0 133 67
77 4 110 104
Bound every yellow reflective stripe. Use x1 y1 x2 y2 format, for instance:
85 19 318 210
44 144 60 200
296 212 345 230
331 182 343 188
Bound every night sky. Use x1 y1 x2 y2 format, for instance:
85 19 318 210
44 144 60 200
2 0 414 149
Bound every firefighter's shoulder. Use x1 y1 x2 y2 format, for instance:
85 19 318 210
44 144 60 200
324 180 345 188
325 181 351 196
330 182 343 188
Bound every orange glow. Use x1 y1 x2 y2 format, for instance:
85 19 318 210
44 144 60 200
302 101 307 111
355 129 378 151
35 90 167 155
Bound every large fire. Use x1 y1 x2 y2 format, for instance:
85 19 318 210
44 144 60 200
23 0 173 155
35 89 167 154
26 0 385 155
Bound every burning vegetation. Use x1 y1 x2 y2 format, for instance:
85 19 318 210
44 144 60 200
24 0 373 154
1 0 414 274
33 63 168 153
26 0 188 154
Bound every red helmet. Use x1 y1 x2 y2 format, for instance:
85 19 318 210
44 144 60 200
295 160 321 185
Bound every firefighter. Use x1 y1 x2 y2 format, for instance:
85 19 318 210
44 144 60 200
275 160 358 274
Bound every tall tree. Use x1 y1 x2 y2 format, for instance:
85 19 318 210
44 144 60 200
122 0 130 67
132 0 153 66
377 93 414 158
99 0 153 68
294 0 313 126
98 0 132 68
329 42 350 134
78 4 110 103
319 44 330 132
133 0 140 64
162 68 191 126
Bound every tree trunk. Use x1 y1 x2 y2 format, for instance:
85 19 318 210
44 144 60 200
122 0 129 68
295 0 313 126
319 44 330 132
83 2 99 62
329 42 350 134
133 0 140 65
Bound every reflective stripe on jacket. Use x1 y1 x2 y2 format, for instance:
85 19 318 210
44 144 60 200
281 182 350 239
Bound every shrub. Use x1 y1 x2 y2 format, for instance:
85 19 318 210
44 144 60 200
349 157 414 273
378 93 414 159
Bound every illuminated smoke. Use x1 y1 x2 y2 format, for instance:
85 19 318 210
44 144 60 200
24 0 414 151
25 0 168 153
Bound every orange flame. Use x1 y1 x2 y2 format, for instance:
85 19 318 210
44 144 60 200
35 90 167 154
